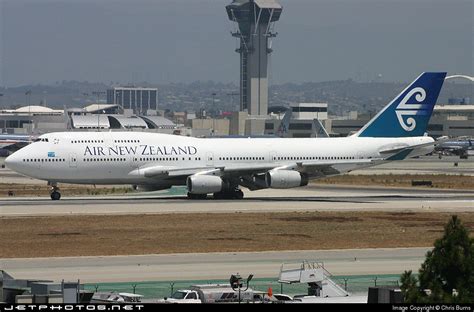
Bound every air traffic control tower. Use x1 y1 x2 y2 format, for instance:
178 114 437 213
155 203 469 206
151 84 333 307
226 0 282 116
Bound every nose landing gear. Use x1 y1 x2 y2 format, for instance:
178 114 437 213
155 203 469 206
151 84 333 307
48 182 61 200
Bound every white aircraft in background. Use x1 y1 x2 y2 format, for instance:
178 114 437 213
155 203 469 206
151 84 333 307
5 72 446 200
0 134 35 155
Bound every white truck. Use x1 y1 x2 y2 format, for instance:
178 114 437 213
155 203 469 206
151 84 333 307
159 284 268 304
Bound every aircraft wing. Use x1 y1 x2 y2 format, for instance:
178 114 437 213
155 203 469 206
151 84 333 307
131 139 436 190
136 164 276 179
274 159 380 179
131 159 379 192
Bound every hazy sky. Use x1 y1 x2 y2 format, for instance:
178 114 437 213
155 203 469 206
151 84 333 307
0 0 472 87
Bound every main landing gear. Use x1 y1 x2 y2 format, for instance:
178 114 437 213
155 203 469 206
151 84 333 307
186 188 244 200
213 188 244 200
187 193 207 200
48 182 61 200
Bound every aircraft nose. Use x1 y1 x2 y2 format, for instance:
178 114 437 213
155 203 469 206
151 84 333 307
4 152 20 171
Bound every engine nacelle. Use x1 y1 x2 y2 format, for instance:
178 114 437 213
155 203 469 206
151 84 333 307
187 175 224 194
133 184 172 192
265 170 308 189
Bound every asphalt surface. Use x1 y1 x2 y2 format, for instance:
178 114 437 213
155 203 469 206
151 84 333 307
0 184 472 217
1 248 430 283
0 156 471 285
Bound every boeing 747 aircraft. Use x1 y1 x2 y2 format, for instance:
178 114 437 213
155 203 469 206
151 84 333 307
5 72 446 200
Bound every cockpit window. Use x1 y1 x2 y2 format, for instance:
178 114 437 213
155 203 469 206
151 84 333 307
35 138 49 142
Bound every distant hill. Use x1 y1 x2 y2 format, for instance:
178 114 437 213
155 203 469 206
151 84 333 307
0 80 471 116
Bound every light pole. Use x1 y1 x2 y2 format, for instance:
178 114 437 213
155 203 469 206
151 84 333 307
25 90 32 106
230 273 253 304
42 91 47 107
92 91 106 131
92 90 105 104
25 90 32 131
227 92 238 111
0 93 3 133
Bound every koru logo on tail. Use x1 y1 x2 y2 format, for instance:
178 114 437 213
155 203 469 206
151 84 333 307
395 87 429 131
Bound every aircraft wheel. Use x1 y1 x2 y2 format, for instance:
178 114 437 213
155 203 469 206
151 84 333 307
187 192 207 200
234 189 244 199
213 192 224 200
50 191 61 201
213 188 243 200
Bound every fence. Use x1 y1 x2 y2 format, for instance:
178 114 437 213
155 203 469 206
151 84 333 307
83 274 401 300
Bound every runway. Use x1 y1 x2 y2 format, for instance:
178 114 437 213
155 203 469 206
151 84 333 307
0 247 430 283
0 185 473 217
1 184 473 217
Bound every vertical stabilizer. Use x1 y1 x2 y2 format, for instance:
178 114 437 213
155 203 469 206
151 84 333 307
355 72 446 137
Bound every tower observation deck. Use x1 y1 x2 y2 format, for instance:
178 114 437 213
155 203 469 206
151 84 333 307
226 0 282 116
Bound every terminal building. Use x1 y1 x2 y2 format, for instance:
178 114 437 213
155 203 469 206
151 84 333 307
291 103 328 121
0 102 472 139
0 104 177 135
106 87 158 116
263 103 331 138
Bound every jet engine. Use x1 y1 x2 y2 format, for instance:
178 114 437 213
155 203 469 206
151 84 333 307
265 170 308 189
186 175 224 194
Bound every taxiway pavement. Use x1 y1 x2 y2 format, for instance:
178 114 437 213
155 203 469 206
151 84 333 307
0 248 430 283
0 185 473 217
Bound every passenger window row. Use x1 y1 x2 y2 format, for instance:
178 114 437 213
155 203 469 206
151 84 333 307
135 157 202 162
219 157 264 161
84 158 126 162
71 140 104 144
23 158 65 162
275 156 355 161
114 140 140 143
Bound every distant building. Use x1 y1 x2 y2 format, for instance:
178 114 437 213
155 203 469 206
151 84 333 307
106 87 158 116
264 118 330 138
191 118 230 137
0 105 65 134
448 97 470 105
290 103 328 121
83 104 121 115
429 104 474 137
263 103 329 138
0 104 176 134
329 104 474 138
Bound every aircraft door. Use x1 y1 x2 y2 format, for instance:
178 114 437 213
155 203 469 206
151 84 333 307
206 152 214 167
69 153 77 168
270 151 278 162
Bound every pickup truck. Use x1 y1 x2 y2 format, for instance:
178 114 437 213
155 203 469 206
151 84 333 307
160 290 202 304
159 284 261 304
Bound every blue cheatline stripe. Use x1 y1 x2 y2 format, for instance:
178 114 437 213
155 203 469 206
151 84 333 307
386 148 413 161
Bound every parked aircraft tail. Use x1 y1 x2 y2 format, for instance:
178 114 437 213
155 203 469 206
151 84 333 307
276 107 292 137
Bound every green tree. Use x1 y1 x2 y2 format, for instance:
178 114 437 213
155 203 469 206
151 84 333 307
400 270 422 303
400 215 474 303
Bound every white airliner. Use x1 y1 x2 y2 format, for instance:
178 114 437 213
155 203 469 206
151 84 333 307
5 72 446 200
